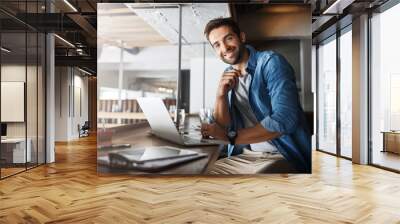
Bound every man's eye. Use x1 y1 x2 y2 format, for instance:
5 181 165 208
214 44 220 49
227 36 233 41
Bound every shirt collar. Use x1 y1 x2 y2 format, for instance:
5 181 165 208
244 45 257 74
226 44 258 75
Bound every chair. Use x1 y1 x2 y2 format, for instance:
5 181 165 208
79 121 90 138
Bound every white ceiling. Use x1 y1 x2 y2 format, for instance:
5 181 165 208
97 3 170 48
125 3 230 45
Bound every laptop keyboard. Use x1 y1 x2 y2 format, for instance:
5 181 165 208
183 135 201 144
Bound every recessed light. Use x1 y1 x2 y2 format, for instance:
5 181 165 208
63 0 78 12
1 47 11 53
323 0 355 15
54 34 75 48
78 67 93 76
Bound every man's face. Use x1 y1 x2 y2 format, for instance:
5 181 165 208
208 26 245 65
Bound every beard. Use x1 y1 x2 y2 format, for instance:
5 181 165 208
221 43 245 65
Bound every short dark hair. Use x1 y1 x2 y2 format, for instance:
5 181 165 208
204 17 241 41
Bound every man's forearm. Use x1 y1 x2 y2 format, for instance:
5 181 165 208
213 96 230 128
235 123 280 145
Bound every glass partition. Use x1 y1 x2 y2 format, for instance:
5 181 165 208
97 3 178 148
1 30 28 177
0 1 46 179
317 36 337 154
179 3 230 114
185 42 226 114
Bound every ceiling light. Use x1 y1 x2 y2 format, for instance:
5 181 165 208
1 47 11 53
54 34 75 48
78 67 93 76
63 0 78 12
190 6 201 25
154 11 168 23
322 0 355 15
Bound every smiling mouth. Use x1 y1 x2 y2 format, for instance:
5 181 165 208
224 52 234 58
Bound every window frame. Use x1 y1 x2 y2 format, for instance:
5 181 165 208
315 22 353 160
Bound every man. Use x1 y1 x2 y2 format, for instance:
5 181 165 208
201 17 311 173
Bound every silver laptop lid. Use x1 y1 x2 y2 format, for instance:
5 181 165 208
137 97 183 144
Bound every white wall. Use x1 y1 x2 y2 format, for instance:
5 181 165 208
1 65 26 135
189 57 227 113
1 65 36 137
55 67 89 141
55 67 69 141
1 64 46 163
72 74 89 138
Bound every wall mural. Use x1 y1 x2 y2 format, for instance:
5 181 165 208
97 3 312 175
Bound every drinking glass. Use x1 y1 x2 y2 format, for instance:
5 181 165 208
169 105 176 120
199 108 214 139
174 109 186 131
199 108 214 124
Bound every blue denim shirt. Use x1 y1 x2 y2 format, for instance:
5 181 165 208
226 45 311 173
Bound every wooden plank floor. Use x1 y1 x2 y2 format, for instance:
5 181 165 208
1 135 400 224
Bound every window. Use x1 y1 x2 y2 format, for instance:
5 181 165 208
339 28 352 158
317 36 337 154
370 2 400 171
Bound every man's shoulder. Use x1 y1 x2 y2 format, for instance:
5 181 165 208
255 51 293 74
254 50 294 79
247 45 276 67
256 50 284 64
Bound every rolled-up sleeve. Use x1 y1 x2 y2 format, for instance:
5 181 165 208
260 54 300 134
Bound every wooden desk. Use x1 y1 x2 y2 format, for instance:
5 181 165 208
97 122 221 175
382 131 400 154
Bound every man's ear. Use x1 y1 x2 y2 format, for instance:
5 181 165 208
240 32 246 43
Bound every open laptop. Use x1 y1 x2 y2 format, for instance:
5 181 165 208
137 97 224 146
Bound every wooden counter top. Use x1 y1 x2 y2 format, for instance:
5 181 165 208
97 123 221 175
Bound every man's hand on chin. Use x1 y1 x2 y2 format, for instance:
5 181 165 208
200 123 228 141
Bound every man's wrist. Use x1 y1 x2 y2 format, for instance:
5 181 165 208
216 94 226 100
226 129 237 145
221 134 229 142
